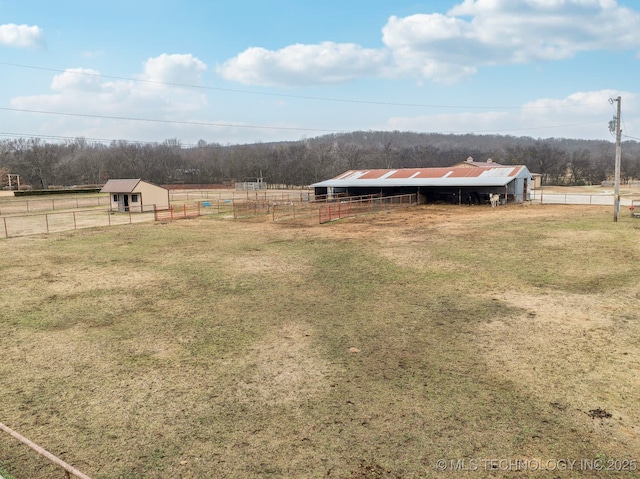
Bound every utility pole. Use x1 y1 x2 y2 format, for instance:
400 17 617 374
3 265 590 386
611 96 622 222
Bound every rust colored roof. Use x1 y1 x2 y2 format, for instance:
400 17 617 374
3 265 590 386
311 166 529 188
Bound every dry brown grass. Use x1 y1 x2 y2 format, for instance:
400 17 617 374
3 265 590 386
1 201 639 478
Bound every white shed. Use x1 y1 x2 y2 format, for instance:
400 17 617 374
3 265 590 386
100 179 169 212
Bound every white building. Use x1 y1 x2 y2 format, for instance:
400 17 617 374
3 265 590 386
100 179 170 212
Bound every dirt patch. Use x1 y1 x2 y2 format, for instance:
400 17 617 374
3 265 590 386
475 289 640 453
230 322 334 407
227 251 310 277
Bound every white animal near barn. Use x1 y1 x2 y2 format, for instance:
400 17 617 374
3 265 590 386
490 193 500 207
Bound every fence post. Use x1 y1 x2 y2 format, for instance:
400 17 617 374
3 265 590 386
3 217 7 238
108 211 111 226
45 214 50 233
183 204 187 218
129 210 132 224
73 212 77 230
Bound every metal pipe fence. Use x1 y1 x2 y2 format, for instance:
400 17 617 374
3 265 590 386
318 194 416 224
0 195 109 215
530 191 638 206
1 209 155 238
169 190 311 203
272 201 319 222
233 200 271 219
154 203 201 221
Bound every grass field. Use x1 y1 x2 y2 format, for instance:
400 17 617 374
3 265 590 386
0 202 639 478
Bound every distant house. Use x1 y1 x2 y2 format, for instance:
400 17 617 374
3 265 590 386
311 165 533 204
100 179 169 212
452 157 504 168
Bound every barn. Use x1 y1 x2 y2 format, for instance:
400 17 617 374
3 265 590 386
100 179 170 212
310 165 532 205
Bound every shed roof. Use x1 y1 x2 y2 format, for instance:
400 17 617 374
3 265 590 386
311 166 530 188
100 179 142 193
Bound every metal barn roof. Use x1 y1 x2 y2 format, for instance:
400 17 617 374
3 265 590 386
311 166 529 188
100 179 142 193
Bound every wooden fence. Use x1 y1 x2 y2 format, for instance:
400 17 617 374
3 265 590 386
0 422 92 479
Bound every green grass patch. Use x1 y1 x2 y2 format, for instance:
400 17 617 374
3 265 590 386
0 206 638 478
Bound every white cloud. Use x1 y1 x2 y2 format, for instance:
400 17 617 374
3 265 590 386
218 0 640 86
10 54 210 141
383 90 632 139
138 53 207 84
383 0 640 81
51 68 103 92
0 23 44 48
217 41 388 86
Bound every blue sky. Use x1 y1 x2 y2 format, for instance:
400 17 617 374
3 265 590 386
1 0 639 146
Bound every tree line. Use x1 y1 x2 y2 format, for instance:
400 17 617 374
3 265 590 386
1 131 639 189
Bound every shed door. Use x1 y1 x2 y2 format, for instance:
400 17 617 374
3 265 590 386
124 194 129 211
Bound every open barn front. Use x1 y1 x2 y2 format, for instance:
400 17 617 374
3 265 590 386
311 166 532 206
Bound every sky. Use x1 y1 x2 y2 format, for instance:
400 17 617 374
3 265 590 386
0 0 639 147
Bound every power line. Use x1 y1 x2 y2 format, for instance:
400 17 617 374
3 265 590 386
0 115 609 149
0 61 605 110
0 131 188 147
1 106 605 138
622 134 640 141
0 106 346 133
